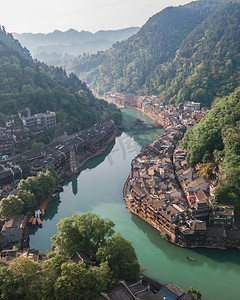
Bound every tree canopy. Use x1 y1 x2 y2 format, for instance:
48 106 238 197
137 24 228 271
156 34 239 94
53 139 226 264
0 213 140 299
52 212 115 256
0 195 23 217
51 213 140 282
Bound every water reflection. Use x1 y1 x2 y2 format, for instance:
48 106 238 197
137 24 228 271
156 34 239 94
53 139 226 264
72 177 78 195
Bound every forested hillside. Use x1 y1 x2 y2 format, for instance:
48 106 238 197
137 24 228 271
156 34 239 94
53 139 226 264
145 1 240 106
181 87 240 211
0 26 121 133
70 0 219 93
67 0 239 107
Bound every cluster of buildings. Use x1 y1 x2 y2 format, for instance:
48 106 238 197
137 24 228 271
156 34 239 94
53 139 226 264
95 90 209 129
0 120 117 188
24 119 117 177
123 98 240 249
0 107 57 158
0 215 28 249
100 276 191 300
0 120 117 249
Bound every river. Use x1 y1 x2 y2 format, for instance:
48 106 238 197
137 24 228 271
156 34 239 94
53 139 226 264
29 108 240 300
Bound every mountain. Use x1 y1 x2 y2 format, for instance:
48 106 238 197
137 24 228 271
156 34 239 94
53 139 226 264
0 26 121 133
0 25 31 59
181 87 240 211
66 0 239 107
13 27 140 63
145 0 240 107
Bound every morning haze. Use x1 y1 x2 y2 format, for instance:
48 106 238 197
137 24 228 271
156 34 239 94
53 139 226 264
1 0 192 33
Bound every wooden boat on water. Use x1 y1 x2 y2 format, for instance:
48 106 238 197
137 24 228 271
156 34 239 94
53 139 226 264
186 256 195 261
32 217 37 226
37 217 42 227
28 216 34 224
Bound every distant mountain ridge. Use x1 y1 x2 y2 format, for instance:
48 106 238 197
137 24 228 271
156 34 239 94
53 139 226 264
13 27 140 58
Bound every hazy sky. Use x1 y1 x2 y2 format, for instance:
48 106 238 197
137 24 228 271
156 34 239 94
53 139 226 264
0 0 193 34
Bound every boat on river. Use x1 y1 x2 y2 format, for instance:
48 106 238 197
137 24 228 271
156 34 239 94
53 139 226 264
186 256 195 261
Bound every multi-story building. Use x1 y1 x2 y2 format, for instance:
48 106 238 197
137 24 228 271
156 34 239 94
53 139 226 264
22 111 56 128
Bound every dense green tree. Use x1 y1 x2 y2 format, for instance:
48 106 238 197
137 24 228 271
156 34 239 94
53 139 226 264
41 255 66 300
0 213 141 299
187 287 202 300
0 195 23 217
97 232 140 282
54 262 93 300
0 265 19 300
19 190 36 213
52 213 115 256
4 256 40 300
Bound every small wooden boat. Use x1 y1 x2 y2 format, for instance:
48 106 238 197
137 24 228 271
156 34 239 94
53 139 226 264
28 216 34 224
186 256 195 261
37 217 42 227
32 217 37 226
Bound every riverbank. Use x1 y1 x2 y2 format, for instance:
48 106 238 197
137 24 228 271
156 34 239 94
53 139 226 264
65 127 118 177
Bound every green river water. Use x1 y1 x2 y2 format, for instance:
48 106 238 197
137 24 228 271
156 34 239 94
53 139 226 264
30 108 240 300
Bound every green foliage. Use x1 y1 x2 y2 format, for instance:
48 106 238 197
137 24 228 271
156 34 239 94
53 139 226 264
0 265 19 300
31 142 44 150
13 167 59 214
97 232 140 282
18 167 59 201
198 163 214 179
146 1 240 107
53 261 114 300
52 212 115 256
181 87 240 210
18 190 36 214
8 256 40 299
52 213 140 283
0 256 40 299
0 195 23 217
187 286 202 300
